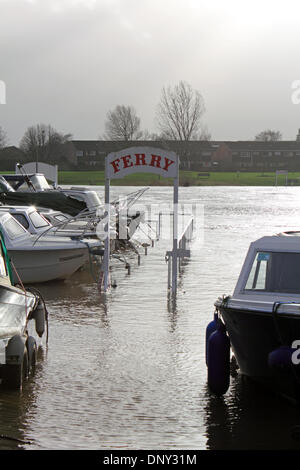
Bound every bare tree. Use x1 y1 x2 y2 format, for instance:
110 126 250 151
155 81 208 140
104 105 142 140
141 129 162 140
0 126 7 149
255 129 282 141
20 124 72 161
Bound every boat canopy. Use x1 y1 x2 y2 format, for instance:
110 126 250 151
233 235 300 297
0 176 15 193
0 191 87 216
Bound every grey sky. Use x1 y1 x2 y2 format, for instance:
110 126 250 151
1 0 300 145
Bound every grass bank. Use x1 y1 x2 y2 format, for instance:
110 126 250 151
57 170 300 186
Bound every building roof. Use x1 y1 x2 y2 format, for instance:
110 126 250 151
71 139 224 153
0 146 27 160
225 141 300 151
71 139 300 152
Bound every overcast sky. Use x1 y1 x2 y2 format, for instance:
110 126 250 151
1 0 300 145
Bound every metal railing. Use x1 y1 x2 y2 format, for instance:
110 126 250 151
165 213 194 293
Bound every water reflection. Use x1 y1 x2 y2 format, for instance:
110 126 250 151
2 186 300 449
205 374 300 449
0 349 47 450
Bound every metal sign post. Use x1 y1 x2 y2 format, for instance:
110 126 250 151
172 163 179 295
103 146 179 293
103 156 111 291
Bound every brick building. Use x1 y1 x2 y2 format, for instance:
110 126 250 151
5 139 300 172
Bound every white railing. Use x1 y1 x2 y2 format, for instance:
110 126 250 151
165 213 194 293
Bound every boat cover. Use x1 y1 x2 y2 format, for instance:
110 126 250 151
0 191 87 216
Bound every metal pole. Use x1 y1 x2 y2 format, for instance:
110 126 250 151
168 255 171 289
103 165 110 291
171 167 179 295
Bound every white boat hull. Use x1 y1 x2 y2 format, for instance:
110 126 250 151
8 247 89 283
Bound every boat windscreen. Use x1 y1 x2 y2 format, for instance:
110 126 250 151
0 176 15 193
30 174 51 191
245 251 300 294
3 217 28 239
29 211 51 228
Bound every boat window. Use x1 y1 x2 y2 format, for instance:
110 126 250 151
87 192 102 208
245 251 300 294
12 213 30 230
246 252 269 290
29 211 50 228
54 214 69 222
0 243 7 277
30 175 51 191
68 194 85 202
0 176 15 193
3 217 28 239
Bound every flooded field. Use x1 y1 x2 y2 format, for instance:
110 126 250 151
2 186 300 450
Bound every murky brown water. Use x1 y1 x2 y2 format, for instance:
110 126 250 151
2 186 300 450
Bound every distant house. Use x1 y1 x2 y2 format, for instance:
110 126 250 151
0 146 28 170
66 140 234 170
5 139 300 172
228 141 300 170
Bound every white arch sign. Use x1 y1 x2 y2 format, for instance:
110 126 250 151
103 146 179 293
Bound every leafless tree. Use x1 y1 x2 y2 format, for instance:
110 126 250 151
155 81 208 140
0 126 7 149
20 124 72 161
104 105 142 140
255 129 282 141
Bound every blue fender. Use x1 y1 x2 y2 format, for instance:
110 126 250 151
205 312 218 366
207 322 230 396
268 345 295 368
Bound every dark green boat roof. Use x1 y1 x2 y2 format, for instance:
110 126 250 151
0 191 87 216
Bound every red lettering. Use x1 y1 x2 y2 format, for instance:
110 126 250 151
121 155 133 169
110 158 120 174
163 157 175 172
135 153 147 166
150 154 162 168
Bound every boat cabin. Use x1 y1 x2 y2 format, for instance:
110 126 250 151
0 205 51 235
216 234 300 315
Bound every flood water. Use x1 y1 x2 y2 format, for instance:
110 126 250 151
2 185 300 450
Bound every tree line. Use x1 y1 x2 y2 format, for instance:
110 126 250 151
0 79 284 165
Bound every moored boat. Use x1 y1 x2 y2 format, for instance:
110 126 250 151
0 229 48 389
207 231 300 404
0 212 103 284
